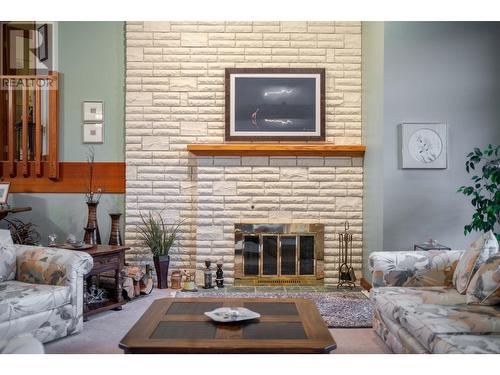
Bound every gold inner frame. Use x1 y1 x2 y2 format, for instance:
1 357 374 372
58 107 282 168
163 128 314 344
234 223 324 286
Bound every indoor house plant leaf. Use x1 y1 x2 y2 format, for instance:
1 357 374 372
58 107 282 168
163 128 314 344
137 211 183 288
458 145 500 241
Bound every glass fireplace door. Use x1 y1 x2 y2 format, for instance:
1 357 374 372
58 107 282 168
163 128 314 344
243 235 260 276
262 235 278 275
280 236 297 275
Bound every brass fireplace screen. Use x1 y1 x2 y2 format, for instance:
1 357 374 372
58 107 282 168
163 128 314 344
234 224 324 285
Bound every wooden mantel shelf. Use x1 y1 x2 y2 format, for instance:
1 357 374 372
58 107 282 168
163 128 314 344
187 144 366 157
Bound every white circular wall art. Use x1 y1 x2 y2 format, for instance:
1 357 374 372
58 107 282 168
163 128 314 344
408 129 442 163
402 123 447 169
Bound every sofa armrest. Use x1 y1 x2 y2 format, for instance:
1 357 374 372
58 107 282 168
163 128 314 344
15 245 93 287
369 250 464 288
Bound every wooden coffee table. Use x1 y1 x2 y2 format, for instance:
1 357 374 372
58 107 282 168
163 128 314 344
119 297 336 354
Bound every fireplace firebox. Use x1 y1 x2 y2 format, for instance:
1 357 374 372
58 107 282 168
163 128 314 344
234 224 324 285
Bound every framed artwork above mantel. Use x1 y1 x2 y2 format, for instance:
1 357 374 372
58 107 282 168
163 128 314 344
225 68 325 141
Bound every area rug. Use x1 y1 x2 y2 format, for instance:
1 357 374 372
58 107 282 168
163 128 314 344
175 290 373 328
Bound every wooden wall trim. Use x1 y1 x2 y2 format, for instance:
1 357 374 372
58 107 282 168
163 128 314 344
2 162 125 193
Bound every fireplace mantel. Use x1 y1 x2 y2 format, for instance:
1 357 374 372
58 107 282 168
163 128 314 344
187 144 366 157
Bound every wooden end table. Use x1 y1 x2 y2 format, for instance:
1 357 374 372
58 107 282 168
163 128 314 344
82 245 130 320
119 297 336 354
0 206 32 220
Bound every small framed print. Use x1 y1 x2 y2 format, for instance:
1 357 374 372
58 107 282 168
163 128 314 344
37 24 48 62
0 182 11 204
83 101 104 122
402 123 447 169
83 123 104 144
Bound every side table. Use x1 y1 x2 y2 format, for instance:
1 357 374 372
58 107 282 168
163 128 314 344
414 242 451 251
83 245 130 320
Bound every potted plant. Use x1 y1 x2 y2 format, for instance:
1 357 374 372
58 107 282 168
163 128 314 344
137 211 182 289
457 144 499 241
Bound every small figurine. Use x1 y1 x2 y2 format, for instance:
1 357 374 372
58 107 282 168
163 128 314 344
203 259 213 289
215 259 224 288
181 269 196 292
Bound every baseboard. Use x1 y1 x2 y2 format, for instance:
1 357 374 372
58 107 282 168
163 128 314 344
360 277 372 291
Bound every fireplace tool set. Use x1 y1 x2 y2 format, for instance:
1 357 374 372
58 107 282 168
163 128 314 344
337 221 356 288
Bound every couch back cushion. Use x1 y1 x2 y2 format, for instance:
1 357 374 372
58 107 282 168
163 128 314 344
453 248 481 294
453 231 499 294
16 248 68 286
0 244 16 282
466 254 500 305
370 250 463 288
471 231 499 268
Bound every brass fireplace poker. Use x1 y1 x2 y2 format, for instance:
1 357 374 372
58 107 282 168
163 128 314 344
337 221 356 288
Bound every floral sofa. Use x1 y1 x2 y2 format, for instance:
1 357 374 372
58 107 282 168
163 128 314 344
369 249 500 354
0 230 93 344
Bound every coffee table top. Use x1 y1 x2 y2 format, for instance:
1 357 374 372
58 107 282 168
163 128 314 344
119 297 336 354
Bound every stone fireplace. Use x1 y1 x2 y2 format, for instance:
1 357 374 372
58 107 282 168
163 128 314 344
234 223 324 285
124 21 364 286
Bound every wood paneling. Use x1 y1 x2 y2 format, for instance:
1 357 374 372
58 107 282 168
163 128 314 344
6 85 15 176
0 72 59 180
21 81 28 176
48 72 59 179
187 144 366 157
34 84 42 176
2 162 125 193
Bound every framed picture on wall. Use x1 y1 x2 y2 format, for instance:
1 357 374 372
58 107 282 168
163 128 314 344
82 123 104 144
225 68 325 141
37 24 48 62
83 101 104 122
401 123 447 169
0 182 11 204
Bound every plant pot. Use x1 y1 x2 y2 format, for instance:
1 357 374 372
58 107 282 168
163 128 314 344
153 255 170 289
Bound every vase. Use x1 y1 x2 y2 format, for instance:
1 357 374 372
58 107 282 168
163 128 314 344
108 213 123 246
83 227 97 246
85 201 101 244
153 255 170 289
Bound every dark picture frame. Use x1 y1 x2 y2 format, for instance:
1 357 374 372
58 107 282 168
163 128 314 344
37 24 48 62
225 68 325 141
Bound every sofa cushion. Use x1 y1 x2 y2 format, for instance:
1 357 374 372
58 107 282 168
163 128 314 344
0 244 16 282
16 248 68 286
453 247 482 294
370 286 467 324
398 302 500 352
431 333 500 354
471 230 499 267
466 254 500 305
0 333 44 354
0 280 71 324
370 250 462 288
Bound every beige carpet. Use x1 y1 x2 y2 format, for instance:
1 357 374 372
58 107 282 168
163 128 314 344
44 289 390 354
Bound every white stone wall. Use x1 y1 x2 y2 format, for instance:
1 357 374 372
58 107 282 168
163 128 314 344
125 22 363 285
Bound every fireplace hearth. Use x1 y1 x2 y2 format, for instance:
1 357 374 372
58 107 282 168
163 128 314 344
234 224 324 285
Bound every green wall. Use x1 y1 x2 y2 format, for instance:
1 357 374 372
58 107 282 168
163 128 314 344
58 21 125 161
5 22 125 245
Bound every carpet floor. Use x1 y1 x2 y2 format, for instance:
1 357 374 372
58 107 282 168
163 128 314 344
45 289 389 354
176 289 373 328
